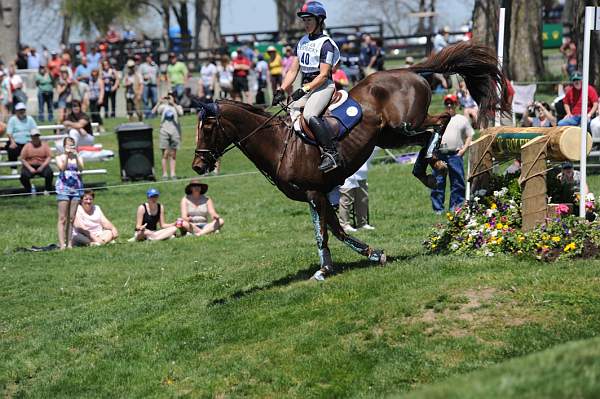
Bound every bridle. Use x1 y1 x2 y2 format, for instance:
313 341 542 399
194 102 288 170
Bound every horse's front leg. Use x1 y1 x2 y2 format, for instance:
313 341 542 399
307 192 334 281
322 194 386 265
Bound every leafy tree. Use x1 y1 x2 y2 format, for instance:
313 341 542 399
62 0 142 34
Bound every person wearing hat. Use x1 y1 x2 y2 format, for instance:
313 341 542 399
558 71 598 127
180 179 224 236
5 102 37 174
47 51 62 79
433 27 450 55
152 92 183 180
133 188 181 241
19 128 53 194
123 59 143 121
430 94 474 214
166 53 188 102
272 1 342 172
266 46 283 95
557 162 588 195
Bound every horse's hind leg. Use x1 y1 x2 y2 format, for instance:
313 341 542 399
307 192 334 281
322 196 386 265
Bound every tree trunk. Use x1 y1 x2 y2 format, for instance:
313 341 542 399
172 1 191 50
471 0 511 76
275 0 304 42
416 0 426 34
61 11 71 46
507 0 544 81
428 0 436 33
195 0 221 50
563 0 600 86
0 0 19 63
471 0 500 48
161 0 170 50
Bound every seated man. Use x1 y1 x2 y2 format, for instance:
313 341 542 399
5 102 37 174
63 99 94 147
558 72 598 127
19 128 53 194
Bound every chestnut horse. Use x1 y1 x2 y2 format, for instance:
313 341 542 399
192 42 510 280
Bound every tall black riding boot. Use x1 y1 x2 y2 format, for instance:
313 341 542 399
309 116 341 172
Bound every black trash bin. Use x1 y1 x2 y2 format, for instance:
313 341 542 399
116 122 155 181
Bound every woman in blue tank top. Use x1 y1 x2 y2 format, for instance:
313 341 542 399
273 1 342 173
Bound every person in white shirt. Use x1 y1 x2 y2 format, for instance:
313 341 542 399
199 59 218 100
431 94 474 214
338 148 379 233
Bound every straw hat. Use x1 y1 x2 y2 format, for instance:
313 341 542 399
185 179 208 195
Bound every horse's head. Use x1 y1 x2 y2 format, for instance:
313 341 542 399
192 102 228 175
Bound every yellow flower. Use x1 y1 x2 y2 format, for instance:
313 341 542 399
564 242 577 252
497 237 504 243
432 244 437 249
517 235 525 242
496 223 504 229
485 223 491 229
432 236 439 242
542 233 550 241
542 245 549 250
491 203 497 210
551 236 561 243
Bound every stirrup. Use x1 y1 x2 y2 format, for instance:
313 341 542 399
318 151 339 172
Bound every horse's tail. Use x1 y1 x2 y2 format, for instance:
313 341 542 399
409 41 510 127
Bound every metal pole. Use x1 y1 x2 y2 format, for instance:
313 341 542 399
580 7 594 218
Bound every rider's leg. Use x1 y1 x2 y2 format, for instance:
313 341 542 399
304 81 339 172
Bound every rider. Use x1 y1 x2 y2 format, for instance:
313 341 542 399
272 1 341 173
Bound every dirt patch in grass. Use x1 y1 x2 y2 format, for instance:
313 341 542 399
410 287 537 339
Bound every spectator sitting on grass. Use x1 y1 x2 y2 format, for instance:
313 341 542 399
521 101 556 127
63 100 94 147
72 189 118 246
19 128 53 195
180 179 224 236
133 188 182 241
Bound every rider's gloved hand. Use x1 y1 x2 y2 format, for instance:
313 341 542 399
291 87 308 102
272 89 286 106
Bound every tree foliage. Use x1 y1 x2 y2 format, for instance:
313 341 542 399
62 0 142 34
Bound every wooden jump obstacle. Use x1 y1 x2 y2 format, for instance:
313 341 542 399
468 126 592 231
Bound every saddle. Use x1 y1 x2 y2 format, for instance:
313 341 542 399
294 89 363 146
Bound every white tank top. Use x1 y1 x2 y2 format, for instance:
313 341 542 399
297 34 340 75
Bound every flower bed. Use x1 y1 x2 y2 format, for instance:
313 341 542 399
424 176 600 261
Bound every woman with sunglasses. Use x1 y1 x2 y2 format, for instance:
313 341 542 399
272 1 341 173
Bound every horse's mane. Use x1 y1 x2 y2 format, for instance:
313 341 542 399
217 99 272 118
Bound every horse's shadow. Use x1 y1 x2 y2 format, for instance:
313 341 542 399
208 253 417 307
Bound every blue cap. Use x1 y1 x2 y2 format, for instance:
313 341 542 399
146 188 160 197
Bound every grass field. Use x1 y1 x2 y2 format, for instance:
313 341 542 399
2 96 600 397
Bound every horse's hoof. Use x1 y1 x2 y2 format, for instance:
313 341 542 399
311 270 326 281
368 249 386 265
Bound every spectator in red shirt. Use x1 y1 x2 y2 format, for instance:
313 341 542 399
558 72 598 127
231 51 251 103
47 51 62 80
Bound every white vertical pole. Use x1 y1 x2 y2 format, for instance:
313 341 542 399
579 7 594 218
495 7 506 128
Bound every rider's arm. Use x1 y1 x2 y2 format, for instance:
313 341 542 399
280 57 299 92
